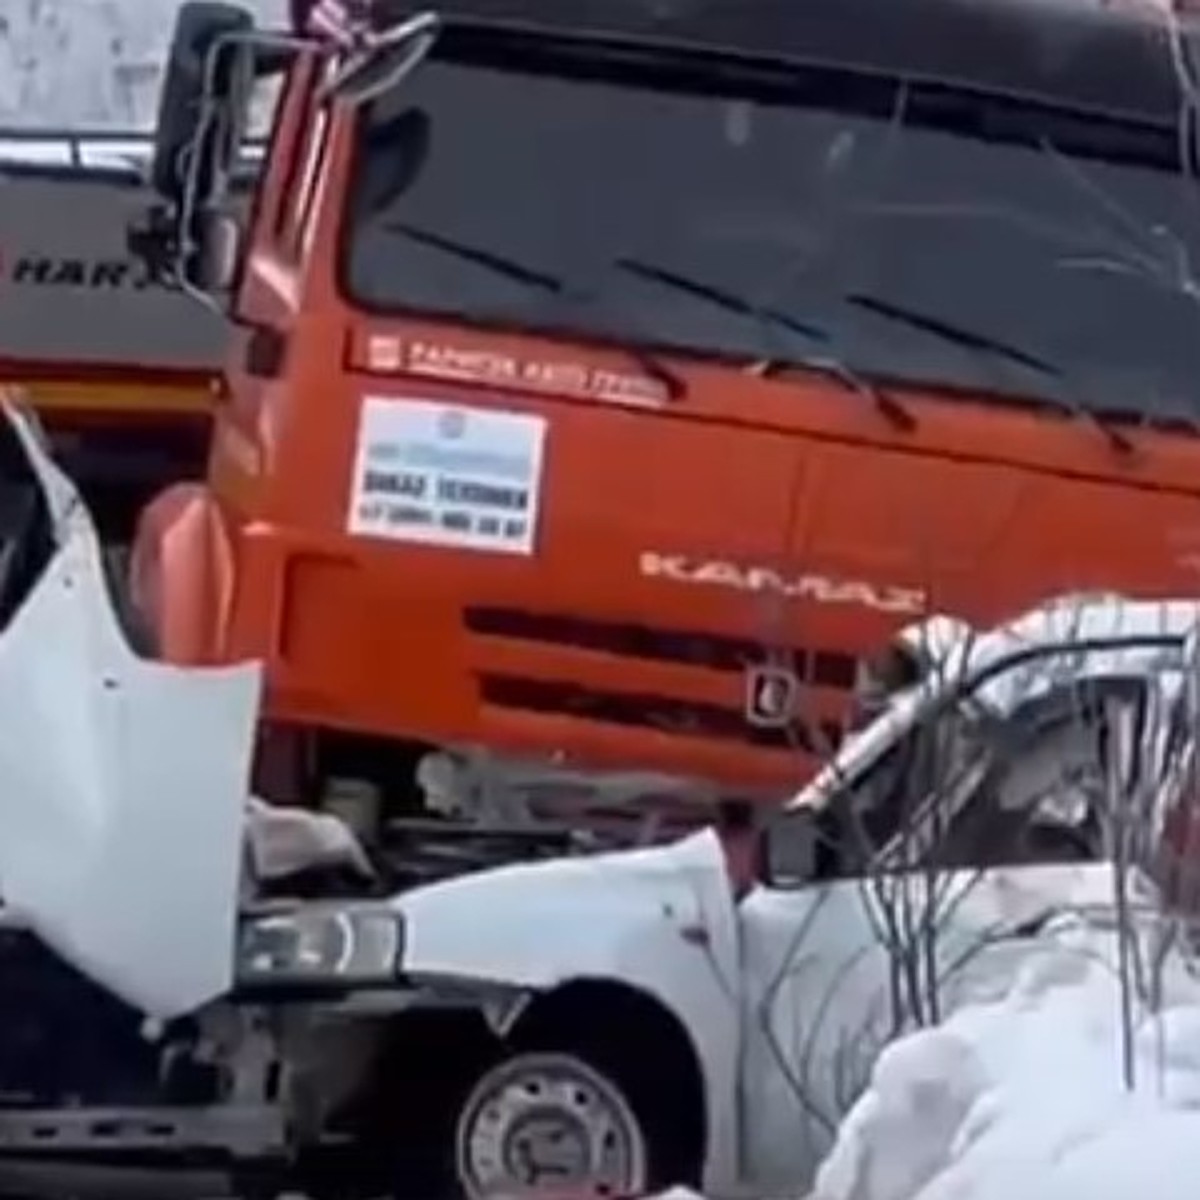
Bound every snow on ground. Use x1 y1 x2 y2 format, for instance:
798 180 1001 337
812 914 1200 1200
0 0 286 130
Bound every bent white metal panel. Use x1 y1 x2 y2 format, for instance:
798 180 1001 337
0 404 262 1017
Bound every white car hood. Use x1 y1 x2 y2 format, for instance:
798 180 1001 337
394 828 737 987
0 402 262 1018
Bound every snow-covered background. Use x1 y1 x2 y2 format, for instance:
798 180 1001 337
0 0 286 129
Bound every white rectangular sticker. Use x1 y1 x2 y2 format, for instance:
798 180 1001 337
349 397 547 555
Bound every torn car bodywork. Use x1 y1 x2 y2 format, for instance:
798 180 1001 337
389 596 1200 1196
0 392 262 1019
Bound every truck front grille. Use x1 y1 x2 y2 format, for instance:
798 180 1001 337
476 674 843 754
465 606 855 753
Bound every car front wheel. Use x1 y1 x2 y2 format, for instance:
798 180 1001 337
453 1051 650 1199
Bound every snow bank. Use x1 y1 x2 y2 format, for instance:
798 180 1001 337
813 915 1200 1200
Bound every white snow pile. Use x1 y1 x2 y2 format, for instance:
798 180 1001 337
812 914 1200 1200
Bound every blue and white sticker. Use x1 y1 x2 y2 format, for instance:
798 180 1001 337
349 396 547 556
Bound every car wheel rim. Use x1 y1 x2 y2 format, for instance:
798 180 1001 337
455 1052 648 1198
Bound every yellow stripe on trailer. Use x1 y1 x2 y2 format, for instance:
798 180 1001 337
10 380 214 418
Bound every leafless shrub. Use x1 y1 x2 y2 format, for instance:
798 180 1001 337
744 3 1200 1138
746 584 1200 1154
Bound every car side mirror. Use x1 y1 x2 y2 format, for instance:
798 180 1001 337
760 809 818 889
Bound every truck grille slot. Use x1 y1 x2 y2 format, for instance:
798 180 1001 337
464 606 859 689
478 675 845 754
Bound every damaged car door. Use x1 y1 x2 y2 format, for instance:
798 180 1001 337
736 663 1144 1195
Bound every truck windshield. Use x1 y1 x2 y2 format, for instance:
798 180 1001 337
341 26 1200 423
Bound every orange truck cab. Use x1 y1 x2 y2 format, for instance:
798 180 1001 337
130 0 1200 834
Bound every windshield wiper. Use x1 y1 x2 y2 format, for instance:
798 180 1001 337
846 293 1133 454
847 294 1056 376
614 257 828 344
383 221 686 400
386 221 566 293
615 257 917 430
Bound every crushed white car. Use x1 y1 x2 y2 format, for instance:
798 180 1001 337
0 394 1197 1200
812 657 1200 1200
391 594 1197 1199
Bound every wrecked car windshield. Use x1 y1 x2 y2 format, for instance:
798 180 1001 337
342 27 1200 423
819 683 1118 878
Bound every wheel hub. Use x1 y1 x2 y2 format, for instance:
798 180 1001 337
505 1104 593 1183
457 1054 647 1198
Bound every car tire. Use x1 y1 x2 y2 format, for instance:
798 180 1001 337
452 1050 656 1199
337 1008 702 1200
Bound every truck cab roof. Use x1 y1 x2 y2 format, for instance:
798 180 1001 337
374 0 1184 124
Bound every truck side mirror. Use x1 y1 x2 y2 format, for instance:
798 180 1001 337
760 809 819 889
193 209 242 293
150 2 254 201
127 201 241 295
325 11 442 107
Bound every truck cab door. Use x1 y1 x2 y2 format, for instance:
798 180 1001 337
217 53 333 487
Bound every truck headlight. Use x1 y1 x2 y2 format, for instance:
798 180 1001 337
237 906 404 987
